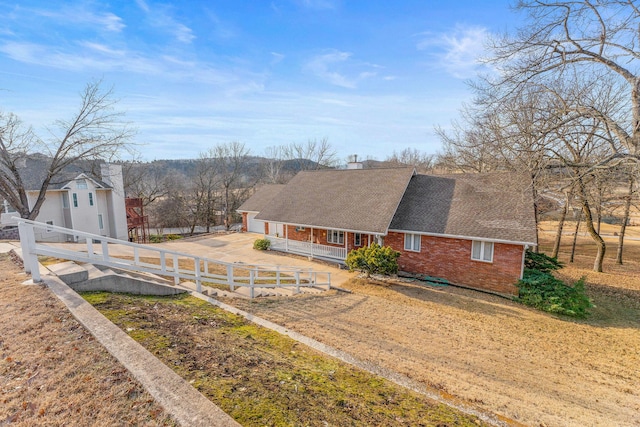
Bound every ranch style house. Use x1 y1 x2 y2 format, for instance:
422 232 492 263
238 167 537 295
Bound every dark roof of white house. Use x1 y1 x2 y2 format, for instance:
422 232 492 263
254 168 416 235
12 156 112 191
237 184 285 212
389 173 537 244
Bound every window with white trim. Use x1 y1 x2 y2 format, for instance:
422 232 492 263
62 193 69 208
72 193 78 208
404 233 421 252
45 220 54 233
354 233 362 246
471 241 494 262
76 179 88 189
327 229 344 244
88 192 94 206
98 214 104 230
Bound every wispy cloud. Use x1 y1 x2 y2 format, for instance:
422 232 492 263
417 25 489 79
137 3 196 44
34 7 125 32
305 50 377 89
292 0 338 10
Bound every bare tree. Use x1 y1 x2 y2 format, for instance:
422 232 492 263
122 160 171 207
214 142 252 230
0 81 133 219
385 147 435 173
282 138 338 171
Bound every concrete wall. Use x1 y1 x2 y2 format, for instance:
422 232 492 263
385 232 524 294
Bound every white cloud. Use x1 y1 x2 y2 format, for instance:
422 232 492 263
137 4 196 44
292 0 338 10
417 25 489 79
270 52 285 65
35 8 125 33
305 50 379 89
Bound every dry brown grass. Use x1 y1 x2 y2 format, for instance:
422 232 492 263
226 233 640 427
0 253 175 426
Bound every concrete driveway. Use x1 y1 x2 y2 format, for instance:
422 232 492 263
153 232 355 287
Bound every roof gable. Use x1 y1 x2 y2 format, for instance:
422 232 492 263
255 168 415 234
237 184 286 212
389 173 537 245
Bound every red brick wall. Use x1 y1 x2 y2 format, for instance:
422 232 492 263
285 225 312 242
385 232 523 294
241 212 248 232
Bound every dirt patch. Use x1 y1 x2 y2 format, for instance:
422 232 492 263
84 291 489 427
224 277 640 427
0 253 175 426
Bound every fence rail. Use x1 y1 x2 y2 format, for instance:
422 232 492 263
268 236 347 260
17 219 331 298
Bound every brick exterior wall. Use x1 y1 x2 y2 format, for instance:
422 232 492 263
385 232 523 295
241 212 248 232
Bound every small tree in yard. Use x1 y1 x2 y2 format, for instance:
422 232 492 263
345 243 400 278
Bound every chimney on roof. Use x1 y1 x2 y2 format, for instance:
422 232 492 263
347 154 363 170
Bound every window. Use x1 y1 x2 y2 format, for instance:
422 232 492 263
72 193 78 208
98 214 104 230
62 193 69 208
76 179 87 189
88 192 94 206
404 233 421 252
327 229 344 244
45 220 54 233
354 233 362 246
471 241 494 262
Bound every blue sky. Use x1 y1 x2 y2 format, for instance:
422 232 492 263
0 0 519 162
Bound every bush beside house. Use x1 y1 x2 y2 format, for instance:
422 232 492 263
346 243 400 278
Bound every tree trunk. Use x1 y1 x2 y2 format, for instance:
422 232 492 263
616 175 634 264
570 211 582 264
581 198 606 272
552 191 571 259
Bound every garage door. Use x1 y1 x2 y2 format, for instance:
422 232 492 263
247 213 264 233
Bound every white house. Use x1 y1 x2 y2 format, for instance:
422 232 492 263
1 163 128 242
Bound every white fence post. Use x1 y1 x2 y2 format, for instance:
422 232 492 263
173 254 179 285
249 270 255 298
18 222 41 282
295 271 300 294
195 258 202 293
101 240 109 262
227 265 234 291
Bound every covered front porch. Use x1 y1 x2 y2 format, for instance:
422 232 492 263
264 223 381 262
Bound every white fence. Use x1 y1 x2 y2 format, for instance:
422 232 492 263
17 219 331 298
268 237 347 260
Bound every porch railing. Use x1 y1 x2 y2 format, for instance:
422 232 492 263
16 219 331 298
268 236 347 260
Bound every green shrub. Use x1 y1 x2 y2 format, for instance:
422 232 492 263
345 243 400 278
515 251 591 318
149 234 163 243
524 249 563 273
253 238 271 250
166 234 182 241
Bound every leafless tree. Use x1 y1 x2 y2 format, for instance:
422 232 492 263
384 147 435 173
214 142 252 230
0 80 133 219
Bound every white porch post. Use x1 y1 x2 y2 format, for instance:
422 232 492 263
310 228 314 258
285 224 289 251
344 231 348 256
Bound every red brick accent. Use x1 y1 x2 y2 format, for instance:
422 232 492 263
283 226 372 253
241 212 248 232
385 232 523 294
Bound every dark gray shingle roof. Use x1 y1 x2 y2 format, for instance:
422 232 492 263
255 168 415 234
237 184 285 212
389 173 537 244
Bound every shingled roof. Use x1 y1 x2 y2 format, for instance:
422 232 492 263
389 173 537 245
237 184 285 212
255 168 415 235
